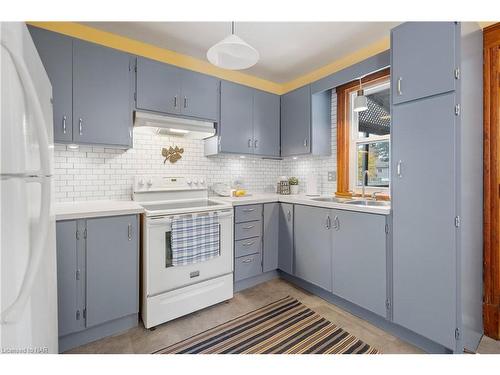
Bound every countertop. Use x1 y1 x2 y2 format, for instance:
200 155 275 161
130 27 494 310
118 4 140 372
215 193 391 215
55 200 144 221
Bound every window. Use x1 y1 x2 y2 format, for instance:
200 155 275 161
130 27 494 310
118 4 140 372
336 68 391 195
348 80 390 190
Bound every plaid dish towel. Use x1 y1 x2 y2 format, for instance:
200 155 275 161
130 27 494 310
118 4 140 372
171 212 220 266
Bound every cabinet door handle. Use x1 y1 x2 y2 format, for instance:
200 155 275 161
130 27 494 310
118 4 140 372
303 138 308 148
333 216 340 231
396 160 403 178
254 139 258 148
397 77 402 96
287 210 291 222
242 258 253 264
243 208 255 212
325 215 331 229
78 118 83 135
248 138 252 148
62 115 67 134
174 96 178 108
242 225 255 230
128 223 132 241
243 241 255 247
183 96 187 108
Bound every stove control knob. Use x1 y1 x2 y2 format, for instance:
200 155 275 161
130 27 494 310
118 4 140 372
147 179 153 188
194 179 199 185
200 179 206 185
187 179 193 186
138 178 145 187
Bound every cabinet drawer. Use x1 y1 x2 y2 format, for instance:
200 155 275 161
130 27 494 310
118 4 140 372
235 204 262 223
235 236 261 258
235 221 262 240
234 253 262 282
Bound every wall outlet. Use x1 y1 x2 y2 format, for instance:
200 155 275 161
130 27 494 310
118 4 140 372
328 171 336 182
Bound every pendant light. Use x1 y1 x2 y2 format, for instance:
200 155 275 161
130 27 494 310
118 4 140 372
207 22 259 70
353 78 368 112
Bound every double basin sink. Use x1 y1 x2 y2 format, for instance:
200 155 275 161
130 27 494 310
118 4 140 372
311 196 391 207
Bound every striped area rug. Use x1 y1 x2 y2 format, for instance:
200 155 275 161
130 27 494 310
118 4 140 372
155 296 379 354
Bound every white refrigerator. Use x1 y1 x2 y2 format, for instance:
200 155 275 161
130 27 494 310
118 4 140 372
0 22 58 353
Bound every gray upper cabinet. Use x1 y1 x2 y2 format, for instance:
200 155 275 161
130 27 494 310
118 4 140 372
136 57 219 121
136 57 182 115
56 220 84 337
180 70 219 121
73 40 133 147
391 22 457 104
281 85 311 156
332 210 387 317
85 215 139 328
28 26 73 143
278 203 294 274
253 90 280 157
215 81 280 157
294 205 332 291
391 92 458 350
263 203 279 272
29 26 134 148
219 81 254 154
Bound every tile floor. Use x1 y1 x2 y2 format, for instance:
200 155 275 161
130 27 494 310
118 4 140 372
66 278 500 354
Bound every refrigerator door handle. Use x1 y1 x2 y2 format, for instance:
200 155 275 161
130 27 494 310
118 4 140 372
0 42 52 324
0 177 51 324
0 41 51 177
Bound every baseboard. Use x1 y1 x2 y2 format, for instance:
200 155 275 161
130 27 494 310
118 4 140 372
234 270 279 292
59 314 138 353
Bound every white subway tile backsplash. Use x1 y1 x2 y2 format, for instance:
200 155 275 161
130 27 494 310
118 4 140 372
54 92 338 202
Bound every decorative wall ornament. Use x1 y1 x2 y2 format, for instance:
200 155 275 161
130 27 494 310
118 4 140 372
162 146 184 164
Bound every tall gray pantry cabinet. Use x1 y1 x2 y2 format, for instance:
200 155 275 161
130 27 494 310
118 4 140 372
390 22 483 352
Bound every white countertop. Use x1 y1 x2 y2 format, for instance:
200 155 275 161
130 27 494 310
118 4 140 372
55 200 144 221
215 193 391 215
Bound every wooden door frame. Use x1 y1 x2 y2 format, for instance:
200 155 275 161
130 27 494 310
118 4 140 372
483 23 500 340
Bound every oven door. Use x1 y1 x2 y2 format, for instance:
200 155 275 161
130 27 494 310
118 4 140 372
145 209 233 296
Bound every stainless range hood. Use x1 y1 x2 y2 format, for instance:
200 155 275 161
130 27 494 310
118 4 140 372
133 111 216 139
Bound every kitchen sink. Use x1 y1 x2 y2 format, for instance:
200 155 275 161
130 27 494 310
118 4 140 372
311 197 351 203
344 200 391 207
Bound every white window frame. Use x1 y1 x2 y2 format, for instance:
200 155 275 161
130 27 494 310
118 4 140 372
348 79 391 194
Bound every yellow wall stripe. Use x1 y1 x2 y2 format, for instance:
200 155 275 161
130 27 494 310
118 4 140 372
27 22 491 95
27 22 283 94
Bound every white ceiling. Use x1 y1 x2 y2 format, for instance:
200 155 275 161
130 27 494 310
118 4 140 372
83 22 399 83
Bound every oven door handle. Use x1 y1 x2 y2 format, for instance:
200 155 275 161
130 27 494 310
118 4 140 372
147 210 233 226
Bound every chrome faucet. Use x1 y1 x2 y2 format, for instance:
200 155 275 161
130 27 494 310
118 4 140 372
362 170 369 199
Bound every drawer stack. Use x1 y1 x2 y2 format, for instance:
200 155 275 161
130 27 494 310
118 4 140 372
234 204 263 282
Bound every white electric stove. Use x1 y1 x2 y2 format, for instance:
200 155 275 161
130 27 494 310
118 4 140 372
133 176 234 329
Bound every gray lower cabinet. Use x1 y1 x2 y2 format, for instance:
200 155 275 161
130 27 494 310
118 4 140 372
55 215 139 351
331 210 387 317
391 22 457 104
278 203 294 274
56 220 84 337
28 26 73 143
263 203 279 272
136 57 219 121
73 40 134 147
85 215 139 328
293 205 332 291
